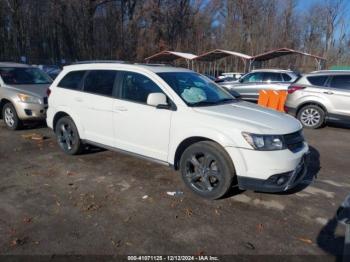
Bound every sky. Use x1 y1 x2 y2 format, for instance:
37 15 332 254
296 0 350 19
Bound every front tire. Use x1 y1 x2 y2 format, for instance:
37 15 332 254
297 105 325 129
2 103 22 130
179 141 236 200
55 116 83 155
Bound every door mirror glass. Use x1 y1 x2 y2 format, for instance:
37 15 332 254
147 93 168 107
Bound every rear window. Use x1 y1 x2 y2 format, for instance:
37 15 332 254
83 70 117 96
58 71 86 90
263 73 282 82
0 67 52 85
307 76 328 86
282 74 292 82
329 75 350 90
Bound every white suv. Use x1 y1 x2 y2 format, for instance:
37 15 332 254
47 63 310 199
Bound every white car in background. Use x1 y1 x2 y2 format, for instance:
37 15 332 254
47 63 309 199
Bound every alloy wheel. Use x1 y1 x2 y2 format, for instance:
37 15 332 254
300 108 321 127
57 122 76 151
184 152 221 193
4 107 15 127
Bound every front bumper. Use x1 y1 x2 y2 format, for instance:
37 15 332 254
237 152 310 192
15 102 47 120
225 142 310 193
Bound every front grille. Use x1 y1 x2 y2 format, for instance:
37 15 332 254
43 97 48 105
284 131 304 153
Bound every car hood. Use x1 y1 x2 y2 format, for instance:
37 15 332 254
193 101 302 134
6 84 50 98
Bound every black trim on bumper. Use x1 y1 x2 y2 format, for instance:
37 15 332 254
237 152 310 193
285 106 297 116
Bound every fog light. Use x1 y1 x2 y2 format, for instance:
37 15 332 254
277 177 286 185
24 109 32 116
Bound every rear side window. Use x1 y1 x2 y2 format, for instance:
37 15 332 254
58 71 86 90
329 75 350 90
83 70 117 96
241 72 263 83
263 73 282 82
282 74 292 82
307 76 328 86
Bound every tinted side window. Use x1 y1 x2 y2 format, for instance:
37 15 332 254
121 72 163 104
307 76 328 86
83 70 117 96
241 72 263 83
58 71 86 90
282 74 292 82
329 75 350 90
263 73 282 82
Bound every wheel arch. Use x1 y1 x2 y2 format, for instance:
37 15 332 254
0 99 13 119
296 101 328 117
173 136 234 170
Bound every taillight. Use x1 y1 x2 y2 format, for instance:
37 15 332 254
46 88 51 97
288 85 305 94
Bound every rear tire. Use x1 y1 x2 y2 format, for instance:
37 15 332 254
55 116 83 155
179 141 236 200
2 103 22 130
297 105 325 129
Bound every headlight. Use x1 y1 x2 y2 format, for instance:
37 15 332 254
242 132 286 151
18 94 42 104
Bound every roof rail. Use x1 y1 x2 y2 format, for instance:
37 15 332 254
72 60 127 65
70 61 173 67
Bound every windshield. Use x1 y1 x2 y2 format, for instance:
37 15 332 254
0 67 52 85
158 72 235 107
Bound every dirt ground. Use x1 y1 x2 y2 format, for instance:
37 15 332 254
0 121 349 259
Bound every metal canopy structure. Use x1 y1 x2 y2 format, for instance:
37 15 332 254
145 51 197 68
193 49 252 75
194 49 252 61
250 48 327 70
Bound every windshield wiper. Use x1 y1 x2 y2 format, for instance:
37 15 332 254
190 98 235 107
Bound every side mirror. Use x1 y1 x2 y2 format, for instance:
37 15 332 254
147 93 168 108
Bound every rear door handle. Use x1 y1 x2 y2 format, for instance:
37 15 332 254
114 106 128 112
323 91 334 95
75 97 83 102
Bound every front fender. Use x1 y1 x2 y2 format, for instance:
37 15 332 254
167 126 239 165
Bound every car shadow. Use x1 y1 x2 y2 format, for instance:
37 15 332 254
327 122 350 130
21 121 48 130
316 214 346 261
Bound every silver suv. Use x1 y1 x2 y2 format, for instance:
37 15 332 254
219 69 299 101
285 71 350 128
0 63 52 130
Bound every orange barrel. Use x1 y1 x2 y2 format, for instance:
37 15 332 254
258 90 269 107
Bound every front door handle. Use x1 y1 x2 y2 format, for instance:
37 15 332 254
323 91 334 95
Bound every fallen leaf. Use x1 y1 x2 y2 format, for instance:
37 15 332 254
11 237 28 246
184 208 193 217
243 242 255 250
23 217 33 224
66 171 77 176
298 237 313 244
256 223 263 233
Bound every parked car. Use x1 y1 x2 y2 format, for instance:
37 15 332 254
0 62 52 130
219 69 299 101
47 63 309 199
217 72 244 81
39 65 62 79
285 70 350 128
